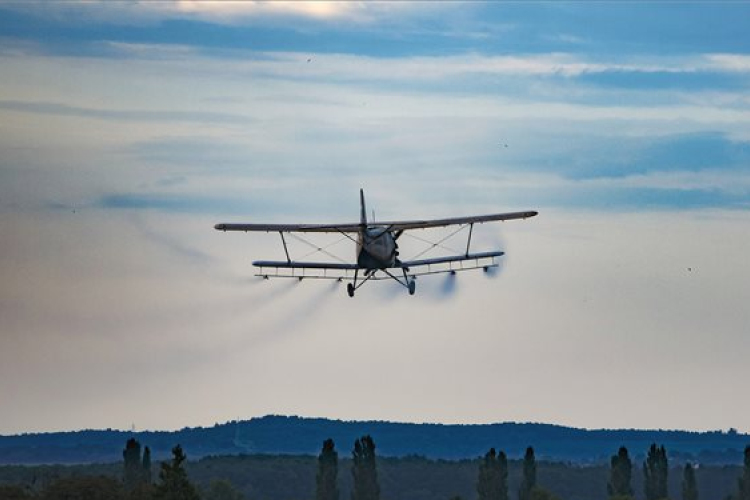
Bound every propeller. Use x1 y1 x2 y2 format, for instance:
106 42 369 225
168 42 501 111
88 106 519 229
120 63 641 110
483 226 506 279
438 271 458 298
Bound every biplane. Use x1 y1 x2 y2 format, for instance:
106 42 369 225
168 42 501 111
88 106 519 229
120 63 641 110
214 190 537 297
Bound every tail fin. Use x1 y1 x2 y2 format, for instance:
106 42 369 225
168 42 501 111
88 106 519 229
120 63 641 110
360 188 367 226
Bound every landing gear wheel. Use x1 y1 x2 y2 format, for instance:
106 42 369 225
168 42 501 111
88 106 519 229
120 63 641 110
347 283 355 298
408 280 416 296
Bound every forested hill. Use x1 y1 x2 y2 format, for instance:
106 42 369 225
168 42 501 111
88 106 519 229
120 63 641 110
0 415 747 465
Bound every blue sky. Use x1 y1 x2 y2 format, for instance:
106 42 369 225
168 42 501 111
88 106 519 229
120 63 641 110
1 2 750 436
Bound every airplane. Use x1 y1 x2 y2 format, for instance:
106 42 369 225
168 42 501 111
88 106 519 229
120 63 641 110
214 190 537 297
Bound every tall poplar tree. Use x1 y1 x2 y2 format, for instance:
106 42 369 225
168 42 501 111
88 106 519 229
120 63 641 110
682 463 698 500
316 438 339 500
519 447 537 500
142 446 152 484
608 447 633 498
351 435 380 500
497 449 509 500
477 448 509 500
643 444 668 500
739 446 750 500
123 438 143 490
123 438 153 492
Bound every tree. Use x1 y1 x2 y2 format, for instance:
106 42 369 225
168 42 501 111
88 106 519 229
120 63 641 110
529 487 561 500
124 438 144 490
0 485 34 500
682 463 698 500
477 448 508 500
124 439 152 491
519 447 537 500
128 482 156 500
42 476 125 500
154 445 200 500
643 444 669 500
608 447 634 498
739 446 750 500
351 435 380 500
316 438 339 500
142 446 152 485
497 450 509 500
204 479 244 500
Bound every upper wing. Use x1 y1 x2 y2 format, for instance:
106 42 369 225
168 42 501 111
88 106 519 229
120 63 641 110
214 210 537 233
378 210 538 231
214 222 362 233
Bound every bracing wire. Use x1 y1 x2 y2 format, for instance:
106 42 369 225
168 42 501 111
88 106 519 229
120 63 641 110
404 224 469 260
287 233 350 263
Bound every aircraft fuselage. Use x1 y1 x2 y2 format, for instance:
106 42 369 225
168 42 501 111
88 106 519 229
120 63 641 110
357 226 398 270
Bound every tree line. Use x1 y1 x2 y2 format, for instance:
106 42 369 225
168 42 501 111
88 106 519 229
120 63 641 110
300 437 750 500
316 439 750 500
1 437 750 500
0 439 206 500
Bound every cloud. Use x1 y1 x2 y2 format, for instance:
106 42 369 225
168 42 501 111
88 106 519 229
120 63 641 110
0 1 432 27
170 1 379 23
3 41 749 218
4 2 750 68
91 46 750 81
97 193 250 215
512 131 750 180
609 169 750 195
128 137 255 168
0 99 254 124
705 53 750 72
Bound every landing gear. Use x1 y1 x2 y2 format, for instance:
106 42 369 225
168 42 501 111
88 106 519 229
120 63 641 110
401 268 416 296
346 268 415 297
347 269 359 298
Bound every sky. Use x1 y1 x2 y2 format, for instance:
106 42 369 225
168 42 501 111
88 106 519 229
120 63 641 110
1 1 750 436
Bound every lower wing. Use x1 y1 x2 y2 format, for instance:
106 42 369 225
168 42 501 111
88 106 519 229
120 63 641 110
251 252 503 280
398 251 503 269
396 251 503 277
253 260 358 280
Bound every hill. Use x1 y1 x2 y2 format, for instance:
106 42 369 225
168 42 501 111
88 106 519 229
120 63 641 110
0 415 747 465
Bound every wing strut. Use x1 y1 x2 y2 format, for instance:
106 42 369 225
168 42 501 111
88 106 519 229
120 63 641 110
465 223 474 257
279 232 291 263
